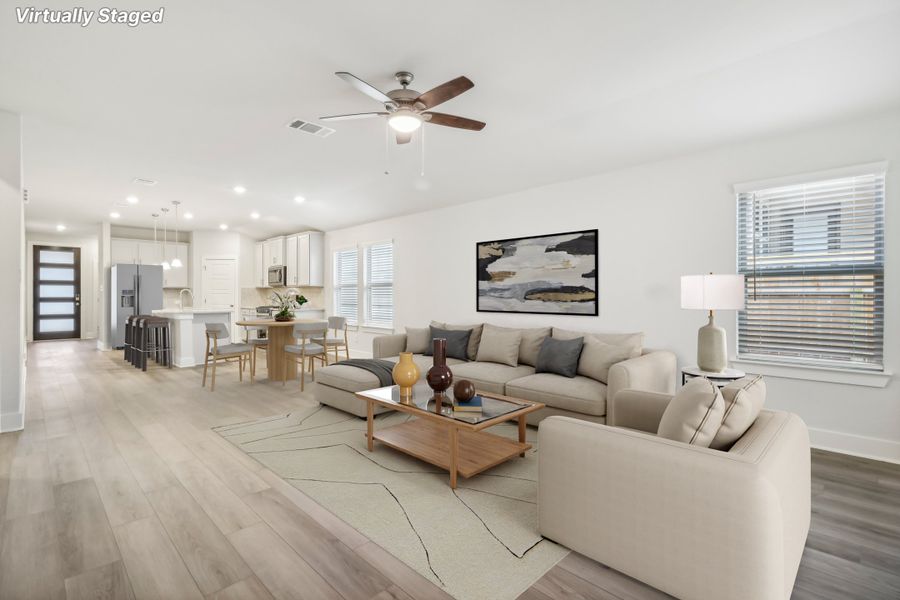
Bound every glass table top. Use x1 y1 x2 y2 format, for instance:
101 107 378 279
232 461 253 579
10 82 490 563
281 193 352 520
358 383 537 424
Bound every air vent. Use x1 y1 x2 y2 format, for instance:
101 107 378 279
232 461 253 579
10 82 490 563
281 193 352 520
132 177 157 186
286 119 335 138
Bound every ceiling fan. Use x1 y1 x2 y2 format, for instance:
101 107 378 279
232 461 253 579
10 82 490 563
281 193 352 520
320 71 486 144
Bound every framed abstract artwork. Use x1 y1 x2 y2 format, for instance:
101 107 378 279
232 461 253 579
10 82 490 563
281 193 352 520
476 229 598 315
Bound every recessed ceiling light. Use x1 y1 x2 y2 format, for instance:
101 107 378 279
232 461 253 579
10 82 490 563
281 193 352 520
126 195 139 204
184 212 193 219
233 186 246 195
110 212 120 219
219 224 228 230
56 224 66 231
250 212 260 219
294 195 305 204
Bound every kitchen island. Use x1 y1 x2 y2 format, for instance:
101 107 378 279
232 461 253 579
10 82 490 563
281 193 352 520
151 308 235 368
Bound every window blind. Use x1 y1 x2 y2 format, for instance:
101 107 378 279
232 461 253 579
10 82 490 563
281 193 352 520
736 171 885 370
364 242 394 328
333 248 358 325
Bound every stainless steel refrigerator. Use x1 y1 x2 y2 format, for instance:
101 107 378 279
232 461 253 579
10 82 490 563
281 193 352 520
110 264 164 349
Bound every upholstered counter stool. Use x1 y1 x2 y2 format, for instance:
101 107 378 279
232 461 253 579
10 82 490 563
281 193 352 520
133 317 172 371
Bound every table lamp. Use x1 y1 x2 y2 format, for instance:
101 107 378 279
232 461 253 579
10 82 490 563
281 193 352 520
681 274 745 372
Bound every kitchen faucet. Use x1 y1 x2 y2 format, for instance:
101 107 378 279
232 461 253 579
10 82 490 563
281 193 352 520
178 288 194 310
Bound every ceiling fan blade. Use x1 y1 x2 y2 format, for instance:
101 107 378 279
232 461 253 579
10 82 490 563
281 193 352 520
415 76 474 109
335 72 393 105
395 131 413 144
424 112 486 131
319 112 387 121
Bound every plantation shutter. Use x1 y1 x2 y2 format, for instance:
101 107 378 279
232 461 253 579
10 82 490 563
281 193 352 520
736 170 885 370
364 242 394 328
333 248 358 325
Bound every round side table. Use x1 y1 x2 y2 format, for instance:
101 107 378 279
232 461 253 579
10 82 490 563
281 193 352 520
681 366 746 388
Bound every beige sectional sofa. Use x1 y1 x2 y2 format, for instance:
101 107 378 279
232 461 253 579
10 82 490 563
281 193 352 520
538 389 811 600
313 321 677 425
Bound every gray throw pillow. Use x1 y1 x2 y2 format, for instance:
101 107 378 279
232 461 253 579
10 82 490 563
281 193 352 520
405 327 430 354
535 336 584 378
424 326 471 361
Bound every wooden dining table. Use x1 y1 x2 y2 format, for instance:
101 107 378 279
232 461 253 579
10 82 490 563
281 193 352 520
235 318 325 381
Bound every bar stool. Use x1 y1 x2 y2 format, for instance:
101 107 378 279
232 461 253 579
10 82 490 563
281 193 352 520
202 323 252 391
312 316 350 365
283 322 328 392
133 317 172 371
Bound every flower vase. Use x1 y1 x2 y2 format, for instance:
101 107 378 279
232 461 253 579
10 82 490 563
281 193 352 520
426 338 453 413
392 352 420 401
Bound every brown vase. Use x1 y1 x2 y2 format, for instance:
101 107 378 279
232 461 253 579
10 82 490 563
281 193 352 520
426 338 453 411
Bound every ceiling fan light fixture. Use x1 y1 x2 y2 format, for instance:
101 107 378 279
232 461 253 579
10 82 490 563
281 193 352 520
388 112 422 133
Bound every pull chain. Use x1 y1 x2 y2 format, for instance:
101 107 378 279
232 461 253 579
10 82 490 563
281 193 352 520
384 120 390 175
420 124 426 177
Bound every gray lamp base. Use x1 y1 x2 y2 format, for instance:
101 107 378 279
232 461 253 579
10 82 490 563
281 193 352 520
697 311 728 373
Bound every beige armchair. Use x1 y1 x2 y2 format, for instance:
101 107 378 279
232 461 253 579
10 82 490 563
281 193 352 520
538 389 810 600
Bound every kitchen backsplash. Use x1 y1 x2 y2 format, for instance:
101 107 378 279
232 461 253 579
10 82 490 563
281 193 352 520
240 286 324 309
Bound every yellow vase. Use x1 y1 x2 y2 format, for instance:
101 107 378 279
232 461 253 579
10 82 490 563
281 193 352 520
392 352 420 399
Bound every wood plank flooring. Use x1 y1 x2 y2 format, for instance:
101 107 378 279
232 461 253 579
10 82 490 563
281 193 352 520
0 340 898 599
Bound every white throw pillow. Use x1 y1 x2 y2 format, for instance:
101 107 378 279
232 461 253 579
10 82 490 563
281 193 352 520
657 378 725 447
577 337 636 383
475 324 522 367
710 375 766 450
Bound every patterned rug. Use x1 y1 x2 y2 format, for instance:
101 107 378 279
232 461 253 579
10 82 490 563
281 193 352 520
213 405 568 600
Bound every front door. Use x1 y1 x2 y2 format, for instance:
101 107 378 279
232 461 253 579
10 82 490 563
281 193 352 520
33 245 81 340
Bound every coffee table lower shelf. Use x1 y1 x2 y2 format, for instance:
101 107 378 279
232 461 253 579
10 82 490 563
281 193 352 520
372 418 531 482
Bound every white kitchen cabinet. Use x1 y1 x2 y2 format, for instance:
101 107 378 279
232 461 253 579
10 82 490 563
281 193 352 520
264 236 285 267
254 242 267 287
111 239 138 264
294 231 324 287
285 235 299 286
137 241 162 266
163 243 189 288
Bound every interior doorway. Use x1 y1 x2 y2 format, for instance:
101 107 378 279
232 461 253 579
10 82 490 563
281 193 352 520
201 257 237 309
33 245 81 340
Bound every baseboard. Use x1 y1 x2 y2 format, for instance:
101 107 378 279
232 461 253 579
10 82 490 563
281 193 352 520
96 340 111 351
0 411 24 433
809 426 900 465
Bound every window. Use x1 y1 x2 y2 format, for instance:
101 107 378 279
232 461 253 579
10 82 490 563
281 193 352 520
364 241 394 328
736 169 885 371
333 248 358 325
332 241 394 329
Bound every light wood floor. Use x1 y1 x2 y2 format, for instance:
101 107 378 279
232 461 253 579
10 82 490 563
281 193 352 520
1 340 898 600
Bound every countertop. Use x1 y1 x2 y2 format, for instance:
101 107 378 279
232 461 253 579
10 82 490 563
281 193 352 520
153 308 235 316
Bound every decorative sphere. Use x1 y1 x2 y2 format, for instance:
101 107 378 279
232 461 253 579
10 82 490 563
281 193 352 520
453 379 476 402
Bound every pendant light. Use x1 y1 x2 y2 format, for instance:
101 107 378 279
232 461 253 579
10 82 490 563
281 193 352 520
170 201 183 268
160 207 171 270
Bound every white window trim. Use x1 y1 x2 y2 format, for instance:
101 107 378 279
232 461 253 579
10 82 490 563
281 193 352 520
332 245 359 327
733 161 888 380
361 239 394 330
332 240 395 331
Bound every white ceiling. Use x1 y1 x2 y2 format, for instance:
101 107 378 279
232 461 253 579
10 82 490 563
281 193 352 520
2 0 899 238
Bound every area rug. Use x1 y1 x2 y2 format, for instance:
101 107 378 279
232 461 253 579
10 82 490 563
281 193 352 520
213 405 568 600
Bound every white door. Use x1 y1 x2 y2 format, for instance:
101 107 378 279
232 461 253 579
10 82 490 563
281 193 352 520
201 258 237 309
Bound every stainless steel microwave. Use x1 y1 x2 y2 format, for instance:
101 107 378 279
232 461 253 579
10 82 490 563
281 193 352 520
267 265 286 287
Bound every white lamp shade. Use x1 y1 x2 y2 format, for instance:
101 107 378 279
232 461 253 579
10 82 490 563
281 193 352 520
681 274 745 310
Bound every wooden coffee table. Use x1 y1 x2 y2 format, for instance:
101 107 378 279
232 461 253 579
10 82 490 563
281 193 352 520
355 383 544 488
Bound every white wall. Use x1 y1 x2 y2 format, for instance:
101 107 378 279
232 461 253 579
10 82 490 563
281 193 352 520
325 109 900 462
0 110 25 432
25 232 99 342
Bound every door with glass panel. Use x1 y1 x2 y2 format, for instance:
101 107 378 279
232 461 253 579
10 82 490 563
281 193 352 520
33 245 81 340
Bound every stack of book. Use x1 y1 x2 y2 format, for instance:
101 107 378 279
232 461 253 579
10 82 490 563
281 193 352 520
453 395 483 414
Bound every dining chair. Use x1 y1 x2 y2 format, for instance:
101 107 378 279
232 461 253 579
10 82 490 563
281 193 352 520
283 321 328 391
202 322 253 391
242 325 269 379
313 316 350 364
